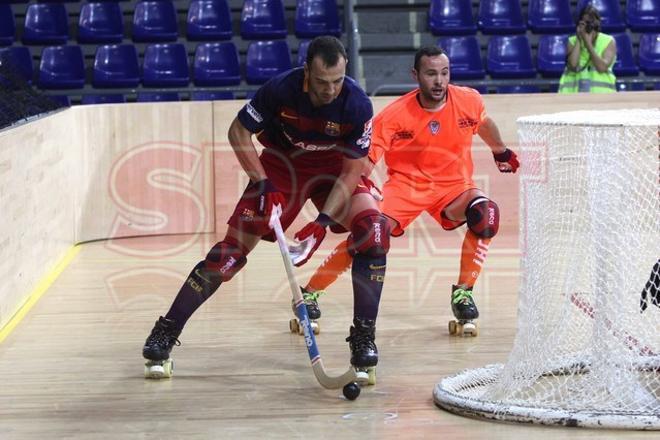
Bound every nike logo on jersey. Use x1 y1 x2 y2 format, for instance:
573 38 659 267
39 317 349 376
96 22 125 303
369 264 386 270
280 111 298 119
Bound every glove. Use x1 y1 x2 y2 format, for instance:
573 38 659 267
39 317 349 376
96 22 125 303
291 213 334 267
640 259 660 313
253 179 286 222
493 148 520 173
360 175 383 201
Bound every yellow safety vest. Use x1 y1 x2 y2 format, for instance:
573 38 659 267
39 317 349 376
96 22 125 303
558 33 617 93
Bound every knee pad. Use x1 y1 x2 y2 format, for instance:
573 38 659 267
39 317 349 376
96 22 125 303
465 197 499 238
348 210 391 257
204 238 247 282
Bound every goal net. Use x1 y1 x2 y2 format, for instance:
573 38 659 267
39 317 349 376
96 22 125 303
433 109 660 430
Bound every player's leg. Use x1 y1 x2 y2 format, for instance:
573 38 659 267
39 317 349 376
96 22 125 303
435 188 500 336
143 176 301 376
340 193 391 383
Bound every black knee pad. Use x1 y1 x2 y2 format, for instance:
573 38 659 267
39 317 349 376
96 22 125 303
348 210 391 257
204 239 247 282
465 197 499 238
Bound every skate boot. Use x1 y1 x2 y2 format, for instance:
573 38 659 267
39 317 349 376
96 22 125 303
143 316 181 379
448 285 479 337
346 318 378 385
289 287 324 335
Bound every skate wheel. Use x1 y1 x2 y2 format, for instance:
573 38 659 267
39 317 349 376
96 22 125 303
144 359 173 379
355 369 369 385
455 322 464 335
367 367 376 386
311 321 320 335
289 318 299 334
448 320 457 335
463 322 478 337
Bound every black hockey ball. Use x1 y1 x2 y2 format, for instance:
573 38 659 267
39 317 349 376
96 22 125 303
342 382 360 401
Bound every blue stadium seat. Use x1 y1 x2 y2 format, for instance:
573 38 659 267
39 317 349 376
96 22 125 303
655 81 660 90
429 0 476 36
191 91 234 100
437 36 485 79
486 35 536 78
193 42 240 86
576 0 625 32
639 32 660 75
627 0 660 32
536 34 568 77
78 2 124 44
187 0 233 41
38 45 85 89
142 43 189 87
616 81 645 91
0 4 15 46
297 39 310 66
612 33 639 76
528 0 574 33
295 0 341 38
81 94 126 105
246 40 292 84
241 0 287 40
478 0 526 34
23 4 69 45
93 44 140 87
0 46 33 83
49 95 71 107
497 84 542 93
137 92 180 102
133 0 178 42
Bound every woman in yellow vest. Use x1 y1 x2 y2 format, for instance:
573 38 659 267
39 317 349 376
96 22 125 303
558 5 617 93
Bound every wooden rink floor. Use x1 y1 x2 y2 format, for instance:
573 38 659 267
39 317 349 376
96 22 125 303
0 229 655 439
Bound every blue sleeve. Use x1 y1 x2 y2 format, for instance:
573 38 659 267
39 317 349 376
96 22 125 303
343 99 374 159
237 80 279 133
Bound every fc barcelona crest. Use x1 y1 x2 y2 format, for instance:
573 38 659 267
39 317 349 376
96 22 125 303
325 121 341 136
429 120 440 135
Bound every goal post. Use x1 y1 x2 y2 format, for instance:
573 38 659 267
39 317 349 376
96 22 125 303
433 109 660 430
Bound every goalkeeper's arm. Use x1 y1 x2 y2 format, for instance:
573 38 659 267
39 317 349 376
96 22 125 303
640 259 660 313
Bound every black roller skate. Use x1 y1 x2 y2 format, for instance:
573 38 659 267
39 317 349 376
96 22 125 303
448 285 479 337
289 287 324 335
143 316 181 378
346 318 378 385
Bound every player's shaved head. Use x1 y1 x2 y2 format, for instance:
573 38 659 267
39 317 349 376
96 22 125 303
306 36 348 68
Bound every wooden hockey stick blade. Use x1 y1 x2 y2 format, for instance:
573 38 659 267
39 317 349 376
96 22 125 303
270 215 358 389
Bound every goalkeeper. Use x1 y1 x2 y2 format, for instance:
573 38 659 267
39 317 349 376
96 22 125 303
293 46 519 333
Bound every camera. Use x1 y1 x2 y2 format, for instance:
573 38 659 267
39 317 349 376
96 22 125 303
584 22 595 33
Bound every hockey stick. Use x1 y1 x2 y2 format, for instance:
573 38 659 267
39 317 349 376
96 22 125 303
570 292 656 356
269 214 357 389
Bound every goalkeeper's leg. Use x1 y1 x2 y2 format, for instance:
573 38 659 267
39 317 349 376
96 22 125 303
640 259 660 313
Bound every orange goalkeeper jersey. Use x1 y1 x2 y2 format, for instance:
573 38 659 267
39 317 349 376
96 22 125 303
369 84 486 187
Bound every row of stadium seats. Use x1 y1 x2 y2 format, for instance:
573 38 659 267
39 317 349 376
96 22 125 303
3 35 658 90
430 0 660 35
0 0 340 45
2 0 659 48
442 33 660 79
0 40 310 88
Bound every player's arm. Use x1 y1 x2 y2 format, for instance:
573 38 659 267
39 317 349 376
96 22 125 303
478 116 520 173
321 156 368 220
227 117 267 182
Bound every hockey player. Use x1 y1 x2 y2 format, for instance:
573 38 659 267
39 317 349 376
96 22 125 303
142 36 390 381
297 46 519 336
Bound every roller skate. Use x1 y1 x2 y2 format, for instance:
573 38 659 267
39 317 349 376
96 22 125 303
448 285 479 337
346 317 377 385
289 287 323 335
143 316 181 379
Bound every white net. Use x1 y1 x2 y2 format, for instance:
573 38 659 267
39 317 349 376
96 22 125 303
434 109 660 430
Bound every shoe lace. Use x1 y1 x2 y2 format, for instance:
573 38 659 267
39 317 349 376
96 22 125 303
153 323 181 347
346 326 375 350
452 288 474 306
303 289 325 303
